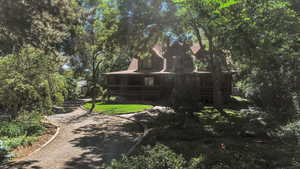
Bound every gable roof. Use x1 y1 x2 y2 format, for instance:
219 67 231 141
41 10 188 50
104 43 202 75
151 43 201 57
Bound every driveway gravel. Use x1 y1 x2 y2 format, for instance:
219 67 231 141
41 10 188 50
2 107 142 169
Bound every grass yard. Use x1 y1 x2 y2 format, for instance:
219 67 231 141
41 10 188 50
83 102 153 115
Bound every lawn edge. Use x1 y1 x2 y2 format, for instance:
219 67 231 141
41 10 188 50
80 104 153 115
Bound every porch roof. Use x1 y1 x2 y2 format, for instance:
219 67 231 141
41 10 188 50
103 70 175 75
103 70 233 76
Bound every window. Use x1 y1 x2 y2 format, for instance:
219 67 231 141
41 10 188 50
108 77 120 85
172 56 177 71
128 77 143 86
144 77 154 86
143 57 152 69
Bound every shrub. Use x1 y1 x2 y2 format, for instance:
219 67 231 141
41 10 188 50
0 46 76 118
0 122 24 138
64 77 79 100
0 111 44 138
0 140 9 162
107 144 186 169
1 136 37 151
238 66 299 123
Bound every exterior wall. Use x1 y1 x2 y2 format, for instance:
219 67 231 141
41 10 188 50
164 44 194 72
139 51 164 72
105 73 232 103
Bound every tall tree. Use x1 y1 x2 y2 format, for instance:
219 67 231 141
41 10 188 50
174 0 300 119
115 0 180 58
0 0 79 56
72 0 121 112
223 0 300 120
173 0 239 107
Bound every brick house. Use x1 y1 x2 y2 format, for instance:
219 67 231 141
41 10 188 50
104 41 232 102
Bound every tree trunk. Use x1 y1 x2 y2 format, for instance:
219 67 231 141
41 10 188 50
212 60 224 107
89 92 96 113
207 37 224 107
170 54 187 126
89 69 98 113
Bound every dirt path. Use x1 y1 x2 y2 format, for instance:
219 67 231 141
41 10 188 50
2 107 143 169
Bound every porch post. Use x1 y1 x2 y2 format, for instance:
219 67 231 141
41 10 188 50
120 75 128 97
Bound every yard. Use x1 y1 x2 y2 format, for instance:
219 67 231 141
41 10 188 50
83 102 153 115
108 96 299 169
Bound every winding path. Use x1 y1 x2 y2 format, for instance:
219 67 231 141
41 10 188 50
3 105 143 169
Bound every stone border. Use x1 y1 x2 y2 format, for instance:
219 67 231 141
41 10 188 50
15 123 60 161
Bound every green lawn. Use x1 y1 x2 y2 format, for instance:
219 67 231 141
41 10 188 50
83 102 153 115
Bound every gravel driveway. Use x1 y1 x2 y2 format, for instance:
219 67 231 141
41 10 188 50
2 106 142 169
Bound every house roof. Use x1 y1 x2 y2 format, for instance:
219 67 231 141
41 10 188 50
151 43 201 57
191 43 201 55
104 42 205 75
152 44 164 58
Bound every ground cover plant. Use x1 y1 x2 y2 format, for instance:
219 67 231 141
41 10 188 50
107 96 299 169
0 112 46 163
83 102 153 115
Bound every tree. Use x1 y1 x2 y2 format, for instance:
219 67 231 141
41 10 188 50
0 46 68 118
173 0 300 120
173 0 239 107
71 0 181 112
115 0 180 58
0 0 79 56
223 0 300 120
71 0 121 112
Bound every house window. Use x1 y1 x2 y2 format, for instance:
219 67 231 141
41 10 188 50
144 77 154 86
143 57 152 69
172 56 177 71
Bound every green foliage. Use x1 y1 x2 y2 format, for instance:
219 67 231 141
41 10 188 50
173 0 300 112
0 111 44 163
0 111 44 162
107 144 186 169
1 136 38 152
0 140 9 162
240 69 298 121
0 0 80 55
0 46 75 117
0 112 44 138
106 143 266 169
64 77 80 100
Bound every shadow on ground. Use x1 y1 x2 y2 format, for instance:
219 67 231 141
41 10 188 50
2 160 41 169
135 97 300 169
65 117 141 169
2 113 142 169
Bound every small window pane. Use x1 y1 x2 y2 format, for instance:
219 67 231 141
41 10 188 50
144 77 154 86
143 57 152 69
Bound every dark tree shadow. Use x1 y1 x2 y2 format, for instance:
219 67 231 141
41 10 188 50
64 117 142 169
134 97 300 169
1 160 40 169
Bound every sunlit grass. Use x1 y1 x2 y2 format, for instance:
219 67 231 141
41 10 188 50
83 102 153 115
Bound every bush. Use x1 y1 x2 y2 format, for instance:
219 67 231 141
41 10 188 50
0 140 8 162
0 46 62 117
0 111 44 138
64 77 79 100
238 68 299 123
107 144 186 169
0 46 79 118
107 143 284 169
1 136 37 151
